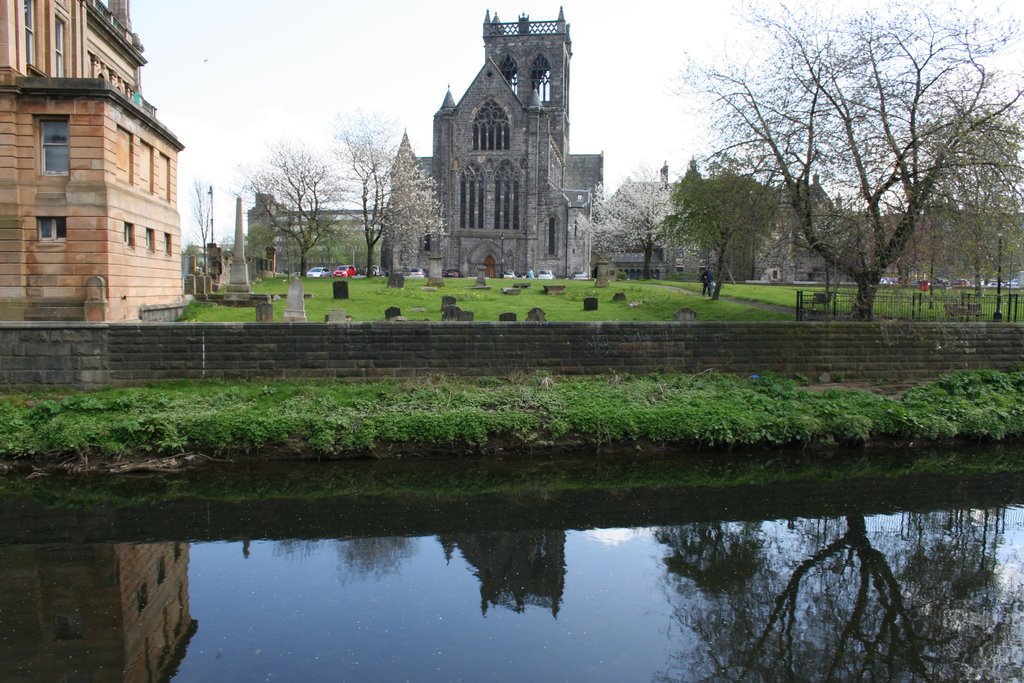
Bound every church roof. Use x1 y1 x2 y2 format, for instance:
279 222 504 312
566 153 604 190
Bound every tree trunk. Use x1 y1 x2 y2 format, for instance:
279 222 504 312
711 247 727 300
643 243 654 280
852 275 878 320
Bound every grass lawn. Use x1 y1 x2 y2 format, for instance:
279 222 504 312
180 276 792 322
662 280 802 308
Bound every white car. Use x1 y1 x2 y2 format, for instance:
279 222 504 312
407 267 426 278
537 270 555 280
306 267 330 278
501 270 517 279
570 271 591 280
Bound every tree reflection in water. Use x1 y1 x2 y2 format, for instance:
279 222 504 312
655 509 1024 682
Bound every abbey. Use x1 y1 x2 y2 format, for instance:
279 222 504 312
423 9 602 278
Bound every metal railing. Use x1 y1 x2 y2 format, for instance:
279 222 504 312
796 289 1021 322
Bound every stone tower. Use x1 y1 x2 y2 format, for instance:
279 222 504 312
424 8 602 278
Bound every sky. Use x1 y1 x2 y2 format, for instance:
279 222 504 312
127 1 1021 245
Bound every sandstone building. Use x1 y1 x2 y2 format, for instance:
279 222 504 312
0 0 184 320
424 9 602 278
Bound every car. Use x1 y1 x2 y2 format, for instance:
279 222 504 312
442 269 462 278
407 267 426 278
368 265 383 277
332 265 356 277
306 267 330 278
501 270 517 279
570 271 591 280
537 270 555 280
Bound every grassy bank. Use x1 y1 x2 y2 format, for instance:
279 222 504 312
3 370 1024 466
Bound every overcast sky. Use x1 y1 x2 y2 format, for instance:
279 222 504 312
128 1 1021 245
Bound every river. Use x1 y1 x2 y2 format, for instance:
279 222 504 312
2 457 1023 681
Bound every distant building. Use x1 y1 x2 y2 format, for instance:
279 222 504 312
0 0 184 320
424 9 602 278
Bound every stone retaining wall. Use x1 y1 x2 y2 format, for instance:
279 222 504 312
1 321 1021 389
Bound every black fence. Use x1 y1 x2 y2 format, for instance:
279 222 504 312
796 289 1021 322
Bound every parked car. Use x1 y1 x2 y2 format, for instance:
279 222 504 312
501 270 517 279
537 270 555 280
407 267 427 278
570 271 591 280
442 269 462 278
332 265 356 277
306 267 330 278
368 265 383 277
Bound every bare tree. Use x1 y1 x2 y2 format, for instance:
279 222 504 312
239 140 347 275
689 2 1024 318
334 111 400 274
188 178 213 274
590 167 673 280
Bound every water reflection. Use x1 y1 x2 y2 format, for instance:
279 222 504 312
0 542 195 682
2 470 1024 681
656 511 1024 681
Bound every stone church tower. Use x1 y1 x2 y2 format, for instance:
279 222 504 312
423 9 602 277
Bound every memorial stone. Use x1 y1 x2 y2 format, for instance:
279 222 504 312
283 276 307 321
612 292 626 302
583 297 598 311
255 302 274 322
332 280 349 299
499 312 517 322
388 274 405 289
526 307 546 322
674 308 698 321
385 306 402 320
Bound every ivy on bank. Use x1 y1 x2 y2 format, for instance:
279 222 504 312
3 370 1024 460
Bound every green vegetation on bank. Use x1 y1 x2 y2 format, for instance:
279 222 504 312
179 277 791 322
3 371 1024 463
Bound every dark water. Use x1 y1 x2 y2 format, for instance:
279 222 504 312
2 462 1024 682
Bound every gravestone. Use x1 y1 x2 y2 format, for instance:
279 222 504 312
543 285 566 295
583 297 598 311
388 273 405 289
473 266 489 289
223 196 252 303
456 310 474 321
526 307 546 322
326 309 349 323
255 302 274 322
595 259 611 288
333 280 349 299
441 295 456 310
428 256 444 287
502 287 521 295
442 304 460 321
283 276 307 321
385 306 402 320
499 312 517 322
612 292 626 302
674 308 698 321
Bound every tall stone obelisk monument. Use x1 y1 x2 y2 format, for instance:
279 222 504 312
223 196 251 302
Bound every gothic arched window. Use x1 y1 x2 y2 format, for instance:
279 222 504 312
499 55 518 94
473 100 510 151
548 216 557 255
530 55 551 102
459 164 485 229
494 163 520 230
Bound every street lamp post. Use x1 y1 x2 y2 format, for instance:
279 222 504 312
994 233 1004 321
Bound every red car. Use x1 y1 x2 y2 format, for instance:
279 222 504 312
333 265 356 277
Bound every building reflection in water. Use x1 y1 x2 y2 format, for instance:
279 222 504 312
0 542 196 683
440 530 567 616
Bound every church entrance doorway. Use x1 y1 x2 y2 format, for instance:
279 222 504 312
484 255 496 278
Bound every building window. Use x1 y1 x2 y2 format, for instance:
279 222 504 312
499 55 518 94
124 222 134 246
548 217 557 255
24 1 35 67
459 164 484 229
54 18 65 77
164 232 172 255
472 100 510 151
38 217 66 241
531 55 551 102
494 163 520 230
145 228 154 251
41 120 69 174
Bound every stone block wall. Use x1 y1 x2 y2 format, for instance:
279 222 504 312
1 321 1022 389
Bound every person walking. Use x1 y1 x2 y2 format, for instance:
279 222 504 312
700 268 713 297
